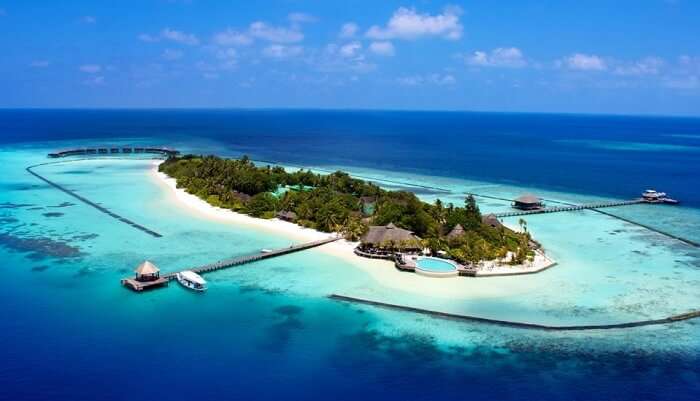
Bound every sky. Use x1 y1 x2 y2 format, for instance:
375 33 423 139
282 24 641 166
1 0 700 116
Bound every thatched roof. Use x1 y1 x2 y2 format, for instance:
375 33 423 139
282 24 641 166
359 196 377 204
482 213 502 228
231 190 252 202
514 194 542 204
447 224 465 239
134 260 159 275
276 210 298 221
360 223 420 248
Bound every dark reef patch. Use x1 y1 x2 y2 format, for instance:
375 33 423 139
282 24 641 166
48 202 75 208
42 212 64 218
274 304 303 317
0 202 35 209
71 233 99 241
0 232 85 260
31 265 50 272
0 217 20 224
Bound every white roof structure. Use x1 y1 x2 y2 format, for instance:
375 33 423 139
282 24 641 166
180 270 206 285
134 260 160 275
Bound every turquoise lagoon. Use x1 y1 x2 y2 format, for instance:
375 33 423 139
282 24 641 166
2 112 700 400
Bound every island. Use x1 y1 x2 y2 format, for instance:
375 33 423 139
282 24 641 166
158 154 555 277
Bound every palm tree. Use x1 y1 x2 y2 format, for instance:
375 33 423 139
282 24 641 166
518 218 528 233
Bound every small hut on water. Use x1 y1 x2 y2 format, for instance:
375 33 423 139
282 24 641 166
512 194 543 210
135 260 161 282
121 260 168 291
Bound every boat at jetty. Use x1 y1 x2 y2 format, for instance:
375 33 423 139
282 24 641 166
176 270 207 292
642 189 679 204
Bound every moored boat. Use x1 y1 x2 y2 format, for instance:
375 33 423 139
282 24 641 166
176 270 207 292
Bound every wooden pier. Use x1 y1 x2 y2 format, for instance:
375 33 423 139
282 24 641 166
329 294 700 331
48 146 179 159
122 237 341 291
493 199 645 218
26 162 164 238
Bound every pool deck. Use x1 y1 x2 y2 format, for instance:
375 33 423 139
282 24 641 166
392 250 556 278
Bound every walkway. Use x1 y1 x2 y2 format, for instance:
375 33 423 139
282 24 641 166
26 158 165 238
493 199 645 218
330 294 700 331
162 236 340 279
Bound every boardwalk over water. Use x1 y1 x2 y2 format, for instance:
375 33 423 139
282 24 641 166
27 156 168 238
162 236 340 279
122 237 340 291
330 294 700 331
493 199 645 218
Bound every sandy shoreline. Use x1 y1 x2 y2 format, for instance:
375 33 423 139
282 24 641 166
149 161 555 299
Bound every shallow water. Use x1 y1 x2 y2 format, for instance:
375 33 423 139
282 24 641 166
1 110 700 400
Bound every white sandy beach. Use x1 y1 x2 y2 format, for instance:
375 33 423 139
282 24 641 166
149 161 555 299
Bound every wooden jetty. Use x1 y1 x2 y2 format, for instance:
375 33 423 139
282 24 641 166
26 163 163 238
122 237 341 291
329 294 700 331
48 146 179 159
493 199 645 218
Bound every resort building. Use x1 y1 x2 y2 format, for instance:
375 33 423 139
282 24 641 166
446 224 465 239
355 223 421 258
135 260 161 281
482 213 503 228
512 194 544 210
276 210 298 222
121 260 168 291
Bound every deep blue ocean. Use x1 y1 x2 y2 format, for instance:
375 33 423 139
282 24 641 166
1 109 700 401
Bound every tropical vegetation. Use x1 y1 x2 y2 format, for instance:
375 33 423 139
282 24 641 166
159 155 534 265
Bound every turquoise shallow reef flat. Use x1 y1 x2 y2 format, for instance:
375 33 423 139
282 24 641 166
1 110 700 401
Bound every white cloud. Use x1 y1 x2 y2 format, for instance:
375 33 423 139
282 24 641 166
138 33 159 43
465 47 526 68
162 49 184 61
613 57 664 76
212 28 252 46
79 64 101 73
29 60 50 68
339 22 359 39
81 16 96 24
160 28 199 45
262 44 303 59
559 53 607 71
216 48 238 60
366 6 463 41
83 76 105 86
249 21 303 43
663 75 699 90
369 41 395 56
340 42 362 58
288 12 316 24
314 44 375 73
397 73 456 86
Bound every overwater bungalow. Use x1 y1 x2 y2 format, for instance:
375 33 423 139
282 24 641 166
512 194 544 210
121 260 169 291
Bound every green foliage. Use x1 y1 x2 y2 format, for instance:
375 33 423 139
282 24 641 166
159 155 532 262
246 193 278 218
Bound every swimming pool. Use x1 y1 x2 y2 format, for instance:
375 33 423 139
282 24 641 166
415 257 459 277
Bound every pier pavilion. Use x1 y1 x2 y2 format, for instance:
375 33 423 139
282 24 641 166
512 194 544 210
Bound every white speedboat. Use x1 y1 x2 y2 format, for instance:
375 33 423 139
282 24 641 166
176 270 207 292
